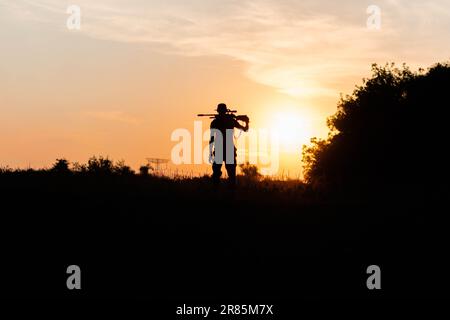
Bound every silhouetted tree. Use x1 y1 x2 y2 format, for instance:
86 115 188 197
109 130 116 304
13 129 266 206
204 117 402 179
87 156 114 175
302 62 450 192
50 158 70 174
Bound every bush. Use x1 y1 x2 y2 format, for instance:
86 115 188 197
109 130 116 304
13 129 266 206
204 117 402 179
114 160 135 175
139 165 152 176
239 162 261 181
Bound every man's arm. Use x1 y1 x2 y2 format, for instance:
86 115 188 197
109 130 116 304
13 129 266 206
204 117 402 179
234 119 249 132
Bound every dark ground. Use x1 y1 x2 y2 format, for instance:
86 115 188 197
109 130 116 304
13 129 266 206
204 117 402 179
1 171 449 304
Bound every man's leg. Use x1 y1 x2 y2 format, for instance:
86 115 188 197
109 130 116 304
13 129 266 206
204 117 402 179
225 163 237 186
212 163 222 184
225 148 237 186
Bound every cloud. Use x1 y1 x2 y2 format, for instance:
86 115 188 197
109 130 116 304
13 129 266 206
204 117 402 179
3 0 450 100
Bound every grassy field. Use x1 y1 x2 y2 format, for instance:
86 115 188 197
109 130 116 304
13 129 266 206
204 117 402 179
1 162 449 300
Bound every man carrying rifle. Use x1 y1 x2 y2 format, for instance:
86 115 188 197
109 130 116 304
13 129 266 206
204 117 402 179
208 103 249 185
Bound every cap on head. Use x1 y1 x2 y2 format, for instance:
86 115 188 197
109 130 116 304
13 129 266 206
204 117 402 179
217 103 228 114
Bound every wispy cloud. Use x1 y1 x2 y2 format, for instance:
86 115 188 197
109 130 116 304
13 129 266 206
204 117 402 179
3 0 450 99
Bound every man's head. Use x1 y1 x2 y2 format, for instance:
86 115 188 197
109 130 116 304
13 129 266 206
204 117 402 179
217 103 228 115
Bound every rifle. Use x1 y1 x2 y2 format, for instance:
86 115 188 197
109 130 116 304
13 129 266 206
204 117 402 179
197 109 249 123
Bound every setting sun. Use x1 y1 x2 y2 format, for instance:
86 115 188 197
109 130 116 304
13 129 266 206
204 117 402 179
269 112 313 153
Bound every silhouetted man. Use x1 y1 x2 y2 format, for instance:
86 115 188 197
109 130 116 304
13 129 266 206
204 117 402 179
209 103 249 185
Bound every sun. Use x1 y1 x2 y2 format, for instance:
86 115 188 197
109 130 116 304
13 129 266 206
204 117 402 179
269 112 312 153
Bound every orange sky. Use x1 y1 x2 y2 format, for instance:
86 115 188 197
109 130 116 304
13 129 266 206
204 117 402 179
1 0 450 178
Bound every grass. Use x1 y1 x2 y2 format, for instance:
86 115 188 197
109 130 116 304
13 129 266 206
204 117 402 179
0 158 448 299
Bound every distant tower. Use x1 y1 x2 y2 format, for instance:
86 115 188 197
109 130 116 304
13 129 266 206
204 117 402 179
146 158 169 175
